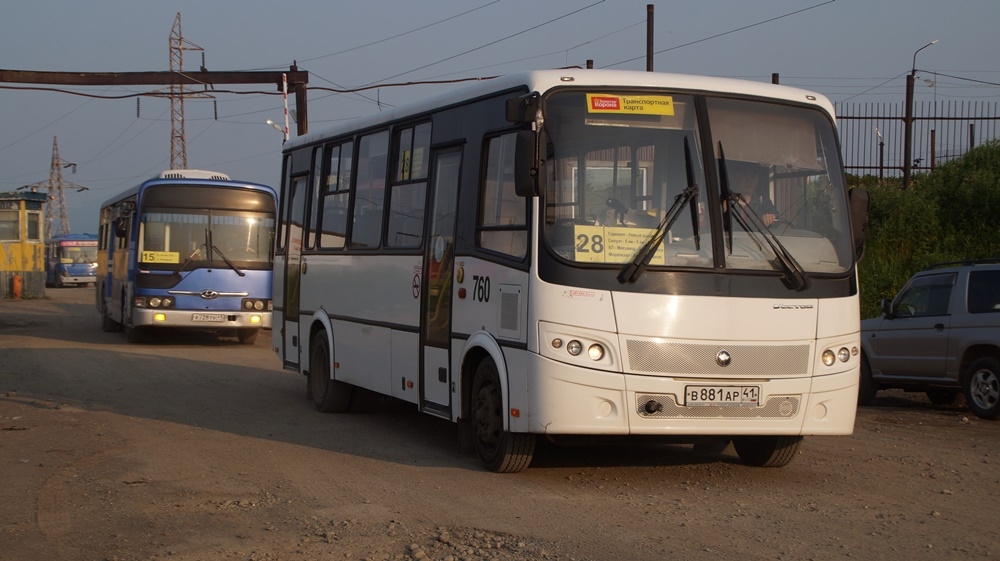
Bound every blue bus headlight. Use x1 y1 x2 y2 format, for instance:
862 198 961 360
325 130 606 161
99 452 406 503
241 298 270 311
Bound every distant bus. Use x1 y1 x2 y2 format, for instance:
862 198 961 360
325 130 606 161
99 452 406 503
272 69 870 471
97 169 277 344
45 233 98 287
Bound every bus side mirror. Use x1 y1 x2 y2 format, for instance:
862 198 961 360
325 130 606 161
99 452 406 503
849 187 870 259
506 93 539 124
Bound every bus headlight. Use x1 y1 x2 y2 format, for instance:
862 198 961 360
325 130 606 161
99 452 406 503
242 298 270 311
821 349 836 366
566 340 583 356
837 347 851 363
149 297 162 307
588 344 605 361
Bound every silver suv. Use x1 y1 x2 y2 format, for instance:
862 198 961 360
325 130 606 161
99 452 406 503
859 259 1000 419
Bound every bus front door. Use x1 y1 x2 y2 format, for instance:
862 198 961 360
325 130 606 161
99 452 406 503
421 149 462 416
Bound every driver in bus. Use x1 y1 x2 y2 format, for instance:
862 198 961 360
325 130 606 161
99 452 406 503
730 161 778 227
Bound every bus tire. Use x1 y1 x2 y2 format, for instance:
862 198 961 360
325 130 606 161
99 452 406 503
471 359 535 473
733 435 803 467
309 332 353 413
123 301 143 343
100 297 120 332
237 329 259 345
857 354 877 406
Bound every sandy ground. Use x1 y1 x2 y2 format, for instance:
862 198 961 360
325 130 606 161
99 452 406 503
1 288 997 561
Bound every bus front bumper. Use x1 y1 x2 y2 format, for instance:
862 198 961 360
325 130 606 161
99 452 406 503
132 308 272 329
520 354 858 437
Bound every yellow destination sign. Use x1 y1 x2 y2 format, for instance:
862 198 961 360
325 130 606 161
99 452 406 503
586 94 675 116
140 251 180 264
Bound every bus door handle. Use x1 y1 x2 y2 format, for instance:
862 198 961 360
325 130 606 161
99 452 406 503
301 260 307 275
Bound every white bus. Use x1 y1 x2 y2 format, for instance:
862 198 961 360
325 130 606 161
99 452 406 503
272 69 870 472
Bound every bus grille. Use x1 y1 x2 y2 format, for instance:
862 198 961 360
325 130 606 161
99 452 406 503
625 340 810 377
635 394 800 419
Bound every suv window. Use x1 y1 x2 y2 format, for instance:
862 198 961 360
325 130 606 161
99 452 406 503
893 272 955 317
968 270 1000 313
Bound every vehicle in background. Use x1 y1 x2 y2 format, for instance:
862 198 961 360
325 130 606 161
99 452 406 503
860 259 1000 419
273 69 870 471
45 233 98 287
96 170 276 345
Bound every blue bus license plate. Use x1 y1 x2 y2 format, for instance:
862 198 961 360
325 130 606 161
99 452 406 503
192 313 225 322
685 385 760 406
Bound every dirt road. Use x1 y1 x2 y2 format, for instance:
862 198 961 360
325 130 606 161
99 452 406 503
1 288 997 561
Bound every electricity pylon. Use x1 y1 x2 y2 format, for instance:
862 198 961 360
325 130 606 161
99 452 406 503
20 137 89 237
168 12 205 170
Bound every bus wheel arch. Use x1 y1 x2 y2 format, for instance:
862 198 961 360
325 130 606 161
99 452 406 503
461 334 535 472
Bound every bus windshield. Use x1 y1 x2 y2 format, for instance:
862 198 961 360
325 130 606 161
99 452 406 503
60 244 98 264
542 90 853 275
138 209 274 271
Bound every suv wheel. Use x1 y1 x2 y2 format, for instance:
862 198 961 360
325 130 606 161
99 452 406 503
963 357 1000 420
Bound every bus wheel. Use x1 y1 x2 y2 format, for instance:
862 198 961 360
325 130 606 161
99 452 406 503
100 297 120 333
471 359 535 473
123 301 143 343
733 435 803 467
309 332 353 413
237 329 259 345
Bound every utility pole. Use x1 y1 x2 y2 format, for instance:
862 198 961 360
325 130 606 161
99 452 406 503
646 4 654 72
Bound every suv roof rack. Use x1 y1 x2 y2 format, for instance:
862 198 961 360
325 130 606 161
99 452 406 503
923 258 1000 270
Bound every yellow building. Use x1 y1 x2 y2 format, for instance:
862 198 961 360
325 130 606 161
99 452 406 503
0 191 46 299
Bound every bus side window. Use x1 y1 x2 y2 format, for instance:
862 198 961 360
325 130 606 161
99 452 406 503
350 131 389 249
479 133 528 259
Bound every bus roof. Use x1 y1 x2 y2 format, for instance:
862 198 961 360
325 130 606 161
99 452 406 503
47 232 98 243
284 68 836 151
99 173 275 209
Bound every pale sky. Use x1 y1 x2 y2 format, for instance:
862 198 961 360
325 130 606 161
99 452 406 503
2 0 997 234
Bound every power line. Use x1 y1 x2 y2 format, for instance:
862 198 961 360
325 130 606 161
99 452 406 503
297 1 501 65
358 0 606 88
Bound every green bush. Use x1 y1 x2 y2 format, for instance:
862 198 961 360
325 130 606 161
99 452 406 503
852 140 1000 319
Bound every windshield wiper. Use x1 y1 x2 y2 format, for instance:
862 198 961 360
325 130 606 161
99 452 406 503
176 242 207 274
618 137 701 284
718 142 809 291
211 245 246 277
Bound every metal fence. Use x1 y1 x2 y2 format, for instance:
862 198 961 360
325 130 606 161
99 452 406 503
836 101 1000 178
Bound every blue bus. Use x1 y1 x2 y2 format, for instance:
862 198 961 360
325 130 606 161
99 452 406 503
96 169 277 344
45 233 98 287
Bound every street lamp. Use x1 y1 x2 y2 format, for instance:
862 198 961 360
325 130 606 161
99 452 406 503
265 119 288 142
903 40 938 189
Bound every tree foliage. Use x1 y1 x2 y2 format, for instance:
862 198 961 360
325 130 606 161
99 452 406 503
851 140 1000 319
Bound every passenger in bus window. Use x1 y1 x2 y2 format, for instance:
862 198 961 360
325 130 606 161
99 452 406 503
731 161 778 226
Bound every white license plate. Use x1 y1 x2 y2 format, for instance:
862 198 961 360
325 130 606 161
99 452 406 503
192 313 225 322
685 385 760 406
